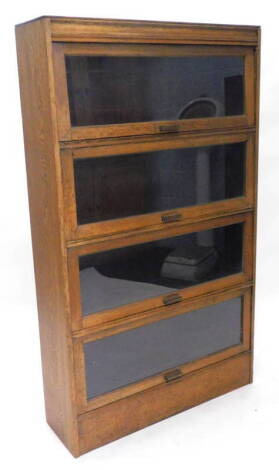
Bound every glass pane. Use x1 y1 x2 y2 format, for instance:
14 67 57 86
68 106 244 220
65 55 244 127
79 223 243 315
74 142 245 225
84 296 242 399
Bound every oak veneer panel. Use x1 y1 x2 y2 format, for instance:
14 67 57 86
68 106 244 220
60 127 256 150
47 16 259 45
15 18 79 456
249 27 261 382
78 352 251 455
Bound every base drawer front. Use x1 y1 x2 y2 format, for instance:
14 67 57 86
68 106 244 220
78 352 251 455
84 296 242 401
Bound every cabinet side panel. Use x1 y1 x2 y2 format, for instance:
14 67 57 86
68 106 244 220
15 19 79 456
250 28 261 382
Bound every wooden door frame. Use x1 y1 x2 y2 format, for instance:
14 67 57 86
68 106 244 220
61 130 256 243
53 42 255 141
67 212 254 331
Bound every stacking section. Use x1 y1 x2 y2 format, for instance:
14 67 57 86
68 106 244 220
53 42 255 140
62 131 255 240
16 16 260 457
74 287 252 414
68 213 253 329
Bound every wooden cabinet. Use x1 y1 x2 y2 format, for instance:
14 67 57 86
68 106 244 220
15 16 260 457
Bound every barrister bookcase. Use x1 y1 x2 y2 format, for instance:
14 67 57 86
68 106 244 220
15 16 260 457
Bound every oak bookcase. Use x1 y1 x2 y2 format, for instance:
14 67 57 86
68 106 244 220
15 16 260 457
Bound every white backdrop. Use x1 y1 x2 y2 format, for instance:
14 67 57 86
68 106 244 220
1 1 278 468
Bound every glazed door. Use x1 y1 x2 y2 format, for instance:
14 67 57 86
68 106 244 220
73 287 252 413
53 43 255 141
67 212 253 330
62 132 255 241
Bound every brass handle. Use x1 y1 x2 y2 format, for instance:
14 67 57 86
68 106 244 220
163 293 183 306
161 213 182 224
164 369 183 383
159 123 179 133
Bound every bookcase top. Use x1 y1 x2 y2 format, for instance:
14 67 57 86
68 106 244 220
15 16 260 46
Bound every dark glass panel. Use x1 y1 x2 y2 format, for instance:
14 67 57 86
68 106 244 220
74 142 245 225
65 55 244 127
84 296 242 399
79 223 243 315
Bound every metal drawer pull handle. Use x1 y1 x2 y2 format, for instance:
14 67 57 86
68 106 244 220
159 123 179 133
164 369 183 383
163 293 183 306
161 213 182 223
